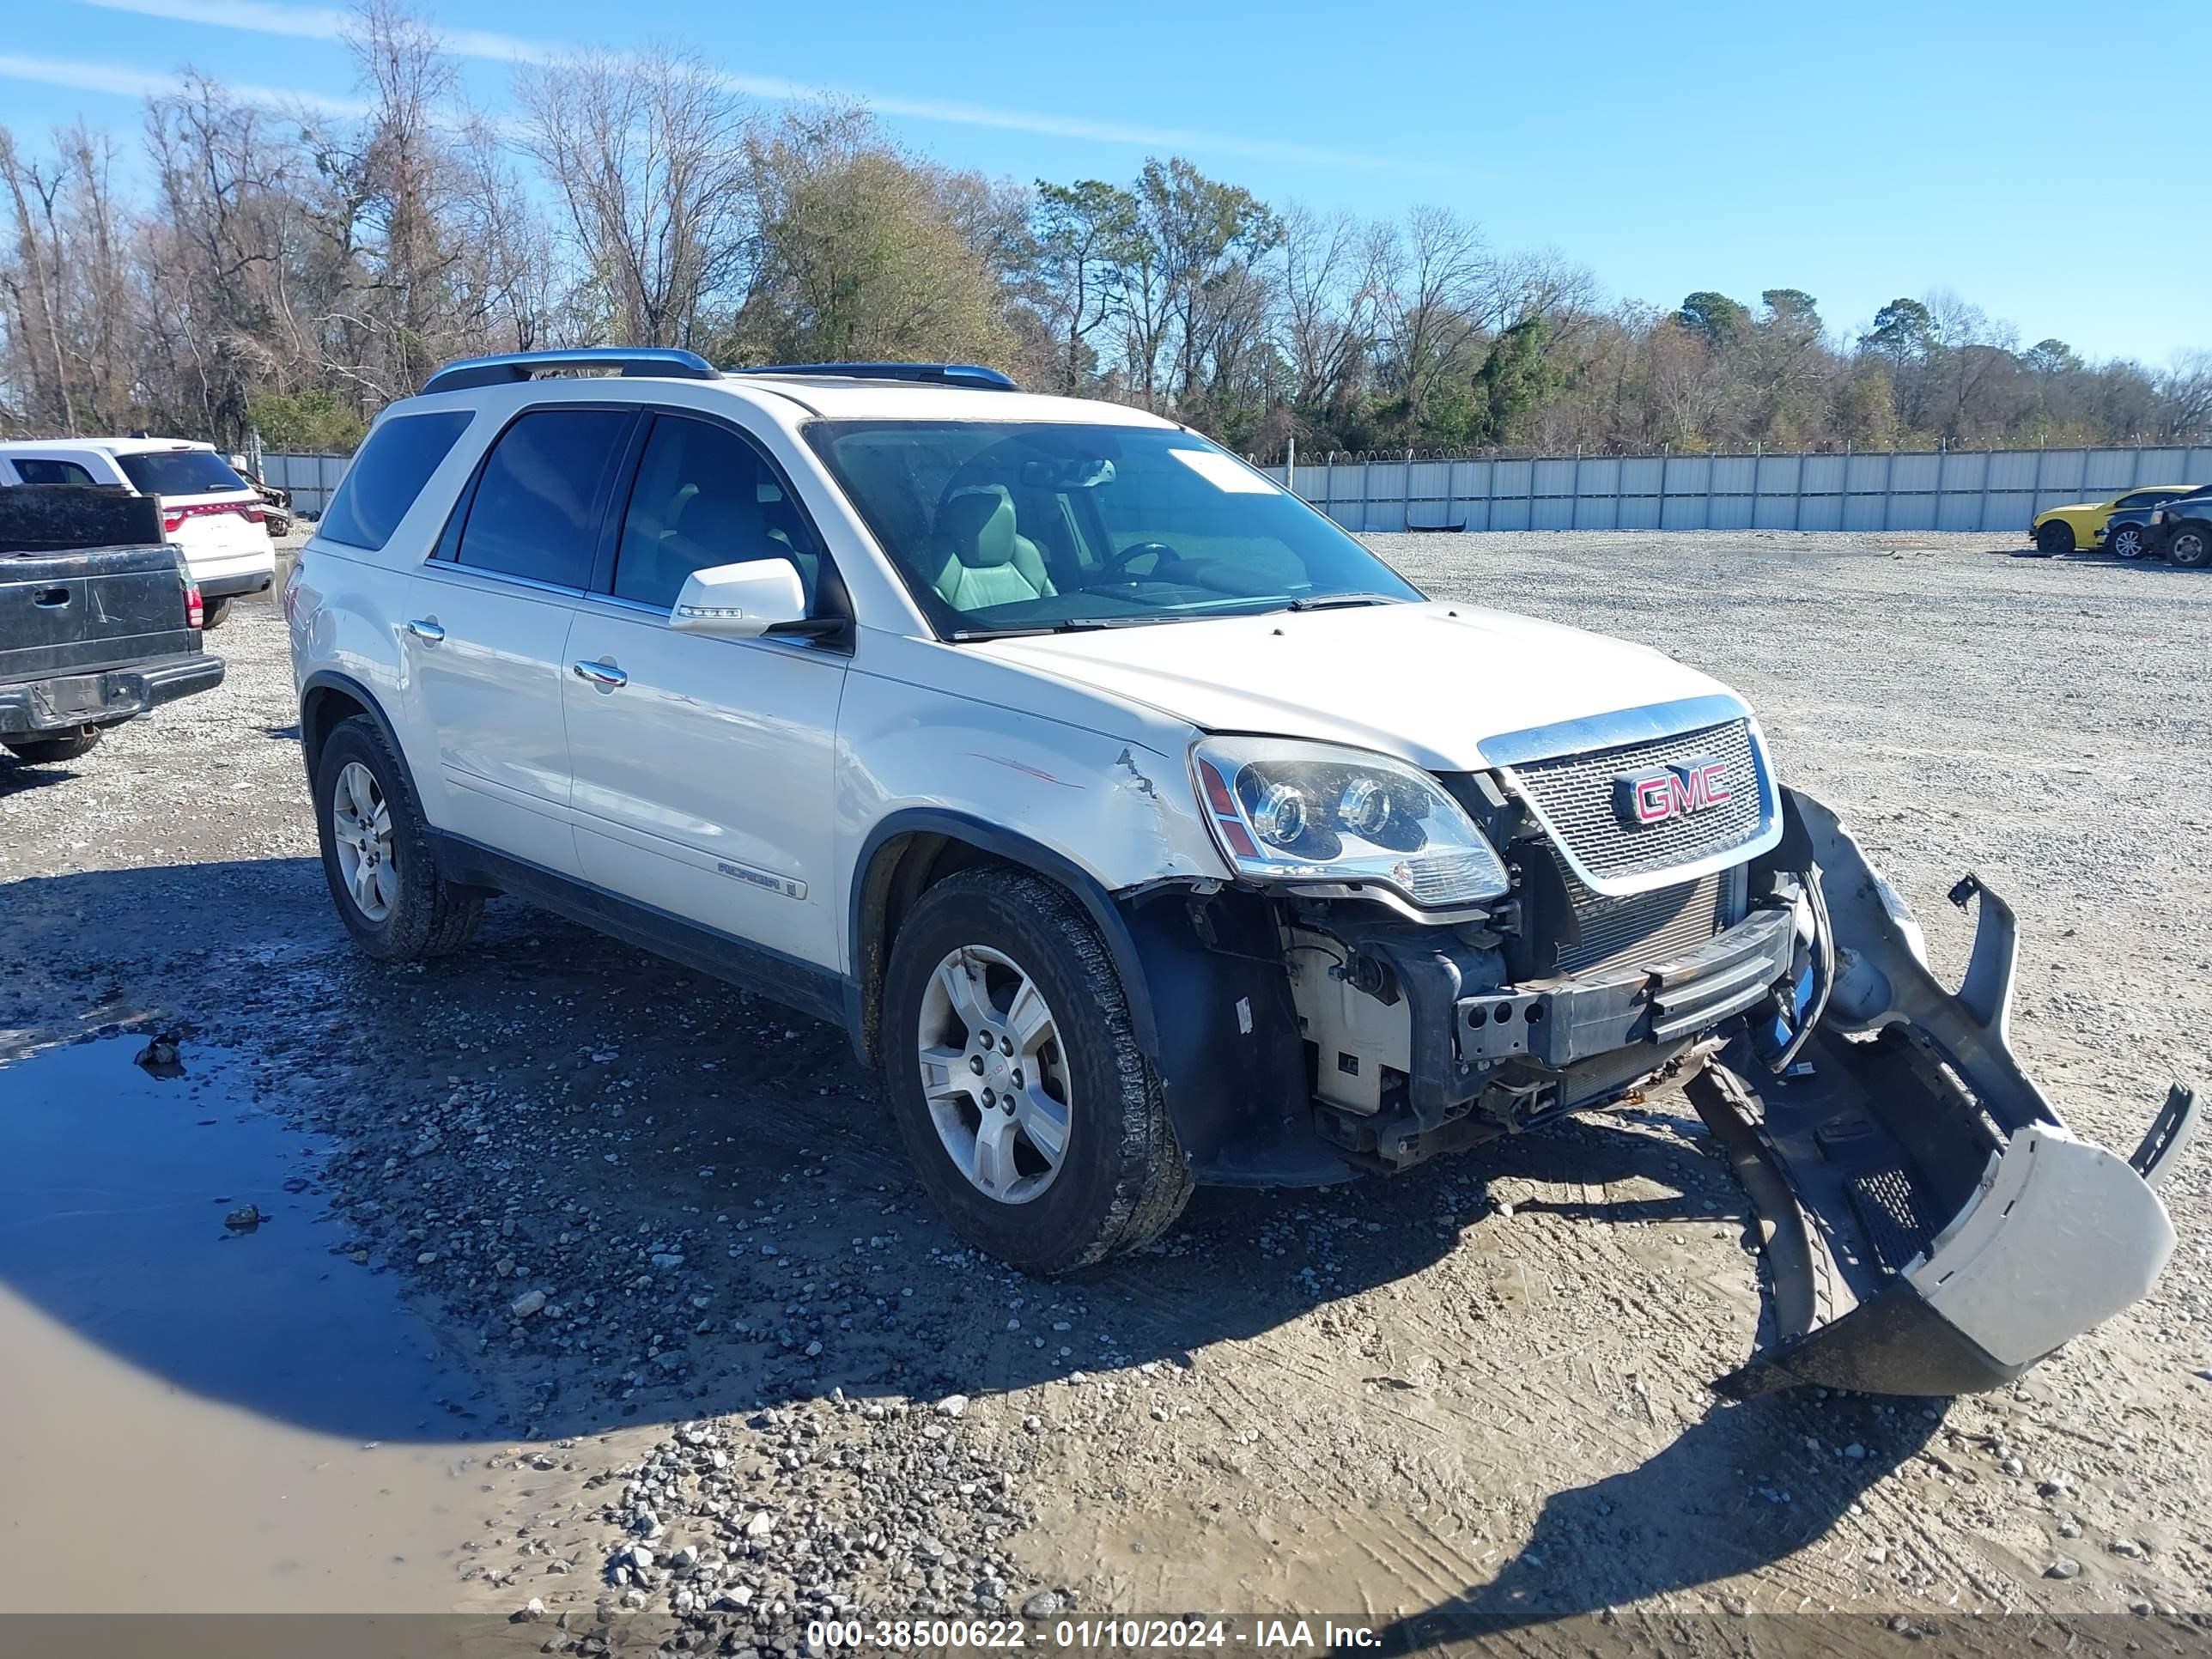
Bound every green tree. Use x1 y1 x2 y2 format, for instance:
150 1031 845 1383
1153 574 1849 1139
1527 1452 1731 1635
1030 179 1138 394
1474 316 1554 443
247 387 368 451
1864 297 1937 367
1676 290 1750 351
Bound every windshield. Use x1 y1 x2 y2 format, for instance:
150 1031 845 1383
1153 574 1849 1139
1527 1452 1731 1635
115 449 248 497
807 421 1421 636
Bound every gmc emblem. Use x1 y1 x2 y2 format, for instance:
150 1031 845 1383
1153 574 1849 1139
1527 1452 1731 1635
1613 758 1732 828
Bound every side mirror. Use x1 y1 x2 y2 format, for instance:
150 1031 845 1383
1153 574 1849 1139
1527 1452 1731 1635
669 559 807 639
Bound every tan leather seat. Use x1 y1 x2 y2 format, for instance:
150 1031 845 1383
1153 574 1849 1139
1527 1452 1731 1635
925 489 1054 611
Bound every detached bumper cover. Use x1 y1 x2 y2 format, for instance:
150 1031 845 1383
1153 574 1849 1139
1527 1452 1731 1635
0 652 224 737
1700 788 2193 1397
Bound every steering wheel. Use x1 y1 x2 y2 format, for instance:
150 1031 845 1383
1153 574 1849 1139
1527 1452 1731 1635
1099 541 1179 582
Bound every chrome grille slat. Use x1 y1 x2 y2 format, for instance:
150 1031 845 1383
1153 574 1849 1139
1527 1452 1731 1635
1507 718 1765 884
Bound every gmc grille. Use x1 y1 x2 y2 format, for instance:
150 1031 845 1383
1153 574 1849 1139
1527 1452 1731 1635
1505 718 1767 886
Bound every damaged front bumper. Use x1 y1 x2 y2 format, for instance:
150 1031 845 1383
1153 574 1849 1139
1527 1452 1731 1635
1698 788 2197 1397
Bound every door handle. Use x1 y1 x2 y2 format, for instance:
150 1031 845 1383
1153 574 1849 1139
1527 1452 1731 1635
33 586 70 608
405 618 446 642
572 659 628 690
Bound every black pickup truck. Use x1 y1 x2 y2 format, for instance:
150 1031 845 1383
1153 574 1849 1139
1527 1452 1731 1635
2 483 224 766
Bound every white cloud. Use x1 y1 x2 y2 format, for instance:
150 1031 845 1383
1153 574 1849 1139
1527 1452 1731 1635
70 0 1408 170
0 49 366 114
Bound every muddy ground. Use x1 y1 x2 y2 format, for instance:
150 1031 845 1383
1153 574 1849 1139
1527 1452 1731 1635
1 529 2207 1653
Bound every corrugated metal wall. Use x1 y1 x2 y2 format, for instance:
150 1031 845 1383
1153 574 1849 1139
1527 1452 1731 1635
1263 446 2212 534
257 451 352 517
264 442 2212 536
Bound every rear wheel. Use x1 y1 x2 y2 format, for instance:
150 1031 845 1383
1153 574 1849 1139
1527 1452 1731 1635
313 714 482 961
881 867 1191 1274
201 596 234 629
2034 520 2075 556
3 725 101 765
2170 526 2211 569
2107 523 2148 560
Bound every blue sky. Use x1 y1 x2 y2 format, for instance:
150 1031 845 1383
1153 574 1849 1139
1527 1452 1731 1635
4 0 2206 366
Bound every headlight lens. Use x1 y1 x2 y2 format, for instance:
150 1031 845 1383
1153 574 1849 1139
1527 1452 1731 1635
1189 737 1510 908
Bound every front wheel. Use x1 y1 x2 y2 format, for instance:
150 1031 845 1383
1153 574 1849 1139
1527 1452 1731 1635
2108 524 2148 560
3 725 102 765
2170 526 2211 568
2034 521 2075 556
313 714 482 961
881 868 1192 1274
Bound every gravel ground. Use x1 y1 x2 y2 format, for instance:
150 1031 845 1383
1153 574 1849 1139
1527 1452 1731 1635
1 530 2208 1652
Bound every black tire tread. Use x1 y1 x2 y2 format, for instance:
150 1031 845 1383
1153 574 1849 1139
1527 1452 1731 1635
884 866 1191 1273
4 725 102 764
316 714 483 961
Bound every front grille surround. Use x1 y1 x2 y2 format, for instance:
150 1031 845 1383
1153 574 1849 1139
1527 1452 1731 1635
1497 712 1780 897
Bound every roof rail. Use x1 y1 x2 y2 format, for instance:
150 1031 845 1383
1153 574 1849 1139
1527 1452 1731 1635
737 362 1018 392
420 347 720 397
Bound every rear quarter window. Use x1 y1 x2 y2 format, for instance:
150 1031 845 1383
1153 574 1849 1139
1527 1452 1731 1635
114 450 247 496
319 411 475 551
451 408 633 588
10 458 98 486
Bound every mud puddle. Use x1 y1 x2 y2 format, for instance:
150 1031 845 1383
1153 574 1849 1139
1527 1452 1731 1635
0 1037 537 1613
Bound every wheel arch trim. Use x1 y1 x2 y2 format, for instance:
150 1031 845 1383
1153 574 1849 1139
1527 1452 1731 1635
299 670 420 802
847 809 1161 1069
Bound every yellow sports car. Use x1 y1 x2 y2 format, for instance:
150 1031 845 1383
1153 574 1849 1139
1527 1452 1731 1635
2033 485 2197 555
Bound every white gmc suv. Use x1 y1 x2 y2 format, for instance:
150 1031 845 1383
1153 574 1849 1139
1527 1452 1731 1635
0 437 276 625
286 349 2193 1398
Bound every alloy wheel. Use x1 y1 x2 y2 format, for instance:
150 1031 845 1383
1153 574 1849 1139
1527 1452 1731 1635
915 945 1073 1204
330 759 398 921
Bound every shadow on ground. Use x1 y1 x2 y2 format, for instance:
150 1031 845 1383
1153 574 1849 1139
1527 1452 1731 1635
0 854 1928 1629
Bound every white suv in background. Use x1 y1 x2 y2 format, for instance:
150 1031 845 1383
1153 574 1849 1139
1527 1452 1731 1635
283 348 2188 1400
0 437 276 625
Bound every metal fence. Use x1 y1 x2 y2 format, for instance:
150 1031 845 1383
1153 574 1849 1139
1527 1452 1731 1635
258 451 351 517
256 441 2212 537
1261 445 2212 535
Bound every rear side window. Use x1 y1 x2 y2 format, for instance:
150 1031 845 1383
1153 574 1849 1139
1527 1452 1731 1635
114 450 246 496
320 411 473 551
455 410 632 588
11 459 97 486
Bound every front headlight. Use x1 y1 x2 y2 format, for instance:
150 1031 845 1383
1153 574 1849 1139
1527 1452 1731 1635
1189 737 1510 908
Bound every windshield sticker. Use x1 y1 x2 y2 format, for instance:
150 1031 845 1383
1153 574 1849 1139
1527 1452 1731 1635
1168 448 1274 493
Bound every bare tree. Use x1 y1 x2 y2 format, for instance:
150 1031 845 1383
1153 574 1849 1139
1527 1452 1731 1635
515 47 753 349
1375 205 1489 432
1274 204 1382 412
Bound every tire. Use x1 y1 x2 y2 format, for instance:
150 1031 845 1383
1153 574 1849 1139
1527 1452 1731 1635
312 714 482 961
3 725 101 765
2170 526 2212 569
2108 523 2148 561
880 866 1192 1274
201 596 234 629
2035 520 2075 556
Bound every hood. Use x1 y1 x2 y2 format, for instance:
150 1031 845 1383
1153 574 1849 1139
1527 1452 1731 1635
972 600 1744 772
